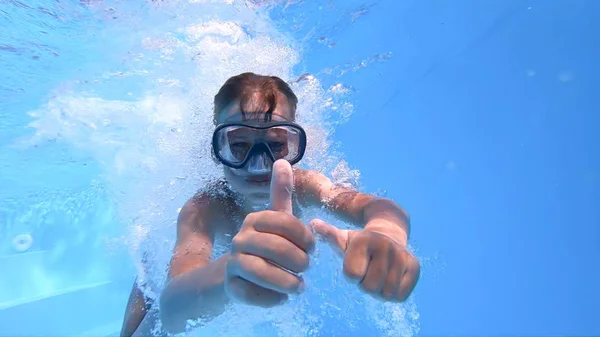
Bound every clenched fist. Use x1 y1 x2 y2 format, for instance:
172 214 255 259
312 219 420 302
224 159 315 307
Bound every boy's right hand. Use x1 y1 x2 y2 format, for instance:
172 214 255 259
224 159 315 308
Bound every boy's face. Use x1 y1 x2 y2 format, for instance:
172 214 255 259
215 98 297 205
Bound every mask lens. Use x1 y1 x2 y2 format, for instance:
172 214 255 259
264 126 301 162
215 126 254 165
214 123 305 168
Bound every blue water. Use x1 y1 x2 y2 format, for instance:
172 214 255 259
2 0 600 336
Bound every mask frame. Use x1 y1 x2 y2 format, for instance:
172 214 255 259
211 121 307 169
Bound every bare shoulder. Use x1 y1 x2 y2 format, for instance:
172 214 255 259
177 179 240 236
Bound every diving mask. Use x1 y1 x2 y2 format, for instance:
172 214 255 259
212 121 307 170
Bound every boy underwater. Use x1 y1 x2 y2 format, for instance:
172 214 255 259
120 72 420 336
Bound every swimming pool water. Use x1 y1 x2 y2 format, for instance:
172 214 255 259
2 0 600 336
2 1 419 336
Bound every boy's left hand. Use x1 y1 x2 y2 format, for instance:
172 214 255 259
311 219 420 302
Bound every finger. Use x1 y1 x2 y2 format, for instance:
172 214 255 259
396 253 421 301
236 232 310 273
227 276 287 308
310 219 348 255
252 211 315 253
343 236 370 284
381 253 404 301
359 245 389 294
231 252 305 294
269 159 294 214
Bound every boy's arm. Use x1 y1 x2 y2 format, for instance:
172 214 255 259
158 194 230 333
294 169 410 245
119 279 150 337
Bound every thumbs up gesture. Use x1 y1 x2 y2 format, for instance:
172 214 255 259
311 219 420 303
225 160 315 308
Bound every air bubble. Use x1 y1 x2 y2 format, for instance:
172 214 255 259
20 0 417 335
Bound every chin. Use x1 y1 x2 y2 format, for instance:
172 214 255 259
247 193 270 204
241 184 271 202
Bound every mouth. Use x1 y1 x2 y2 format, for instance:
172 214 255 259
245 175 271 185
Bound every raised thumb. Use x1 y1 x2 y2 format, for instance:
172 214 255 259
269 159 294 214
310 219 348 255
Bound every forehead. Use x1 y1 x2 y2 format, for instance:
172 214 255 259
217 98 294 124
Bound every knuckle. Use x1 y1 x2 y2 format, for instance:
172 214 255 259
391 248 406 269
304 229 316 252
274 244 309 272
411 258 421 276
290 251 310 272
359 281 378 294
230 234 245 252
250 211 275 231
343 267 362 282
404 250 420 273
412 254 421 270
396 292 409 302
236 259 252 275
381 290 395 302
282 276 302 293
298 252 310 271
233 255 255 277
243 212 259 227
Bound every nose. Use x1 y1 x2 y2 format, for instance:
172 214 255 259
246 152 273 175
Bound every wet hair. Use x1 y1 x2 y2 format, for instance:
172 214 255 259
213 72 298 123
